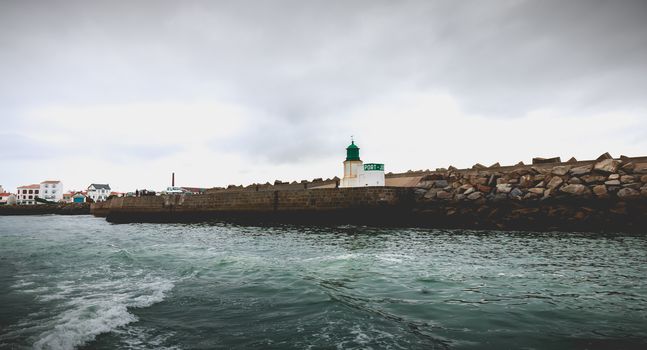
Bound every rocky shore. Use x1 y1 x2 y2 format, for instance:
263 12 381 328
411 154 647 232
0 203 91 216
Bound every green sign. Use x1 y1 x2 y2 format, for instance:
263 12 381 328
364 163 384 171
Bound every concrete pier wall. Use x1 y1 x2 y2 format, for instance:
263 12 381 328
92 155 647 232
100 187 414 224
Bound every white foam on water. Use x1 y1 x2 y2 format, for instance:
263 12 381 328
18 274 176 350
334 323 402 350
376 253 411 264
349 324 372 345
304 253 362 262
113 325 182 350
11 279 35 288
33 303 137 350
38 293 67 302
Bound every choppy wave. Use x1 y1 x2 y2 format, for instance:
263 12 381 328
2 216 647 349
112 326 182 350
4 271 174 350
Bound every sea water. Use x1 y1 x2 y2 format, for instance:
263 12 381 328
1 215 646 349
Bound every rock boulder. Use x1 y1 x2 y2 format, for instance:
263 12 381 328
560 184 592 196
528 188 544 195
592 185 608 198
617 188 640 200
467 192 483 200
620 175 635 184
570 165 592 176
436 191 452 200
594 159 620 174
596 152 613 160
509 188 523 198
551 166 571 176
634 163 647 174
547 177 564 190
496 184 512 193
581 175 607 184
568 177 582 185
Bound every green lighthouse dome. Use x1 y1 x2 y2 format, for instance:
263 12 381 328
346 141 360 161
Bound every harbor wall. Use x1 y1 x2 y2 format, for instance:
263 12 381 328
93 155 647 232
101 187 414 224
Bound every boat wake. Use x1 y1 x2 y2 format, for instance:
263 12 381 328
4 271 174 350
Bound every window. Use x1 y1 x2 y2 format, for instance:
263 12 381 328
28 190 33 194
22 190 27 194
35 190 39 194
28 195 32 199
45 184 49 188
52 190 56 194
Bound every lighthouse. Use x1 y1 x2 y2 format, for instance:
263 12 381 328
340 139 385 188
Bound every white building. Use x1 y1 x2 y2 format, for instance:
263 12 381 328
87 184 111 202
0 192 16 205
16 184 40 205
39 180 64 203
0 185 4 194
340 140 385 188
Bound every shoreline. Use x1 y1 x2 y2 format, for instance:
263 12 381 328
0 203 91 216
91 188 647 233
91 155 647 233
4 155 646 233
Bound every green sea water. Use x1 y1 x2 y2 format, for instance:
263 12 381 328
1 215 646 349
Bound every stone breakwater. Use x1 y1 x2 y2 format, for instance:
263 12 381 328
417 156 647 200
410 155 647 232
92 154 647 232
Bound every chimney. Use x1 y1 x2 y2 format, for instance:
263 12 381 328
172 172 175 187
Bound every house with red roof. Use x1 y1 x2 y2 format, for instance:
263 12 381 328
16 184 40 205
0 192 16 205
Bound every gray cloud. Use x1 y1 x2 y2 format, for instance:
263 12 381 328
1 0 646 170
213 117 346 164
104 143 183 163
0 132 180 163
0 133 60 160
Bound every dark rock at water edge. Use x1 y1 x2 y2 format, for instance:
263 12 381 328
0 203 91 216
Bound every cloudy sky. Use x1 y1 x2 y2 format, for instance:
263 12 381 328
1 0 646 192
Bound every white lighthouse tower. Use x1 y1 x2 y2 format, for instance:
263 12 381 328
340 139 385 188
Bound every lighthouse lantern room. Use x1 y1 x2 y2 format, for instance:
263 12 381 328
340 139 385 188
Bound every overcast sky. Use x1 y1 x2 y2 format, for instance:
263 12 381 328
1 0 647 192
